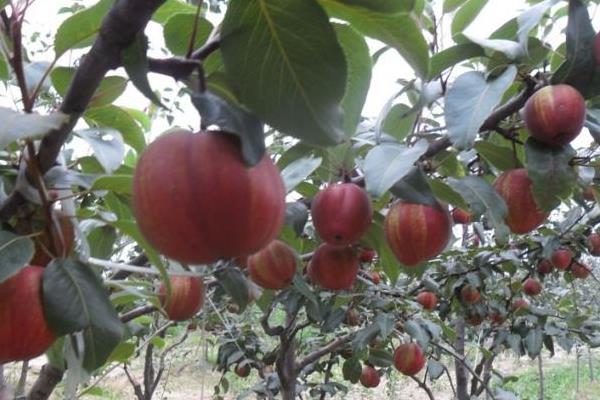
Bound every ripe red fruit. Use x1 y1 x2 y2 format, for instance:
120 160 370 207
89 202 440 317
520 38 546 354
493 169 549 234
511 298 529 312
452 208 472 224
393 343 426 376
522 84 586 146
359 248 376 263
133 131 285 264
370 271 381 285
384 201 451 266
523 278 542 296
571 261 591 279
235 364 251 378
587 233 600 256
308 244 359 290
460 285 481 304
311 183 373 246
537 259 554 275
416 292 438 311
490 312 505 325
158 275 205 321
551 249 572 270
247 240 297 290
0 266 56 363
359 365 380 388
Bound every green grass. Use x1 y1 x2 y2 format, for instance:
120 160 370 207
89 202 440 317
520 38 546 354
503 358 600 400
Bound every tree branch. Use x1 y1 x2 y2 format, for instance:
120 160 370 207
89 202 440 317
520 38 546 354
295 333 353 372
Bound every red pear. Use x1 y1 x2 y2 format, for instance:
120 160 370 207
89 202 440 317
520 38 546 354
359 248 377 263
308 244 359 290
571 261 591 279
311 183 373 246
587 233 600 256
537 259 554 275
158 275 205 321
416 292 438 311
452 208 472 224
511 298 529 312
235 364 251 378
523 278 542 296
247 240 297 290
359 365 380 388
460 285 481 304
393 343 426 376
551 249 572 270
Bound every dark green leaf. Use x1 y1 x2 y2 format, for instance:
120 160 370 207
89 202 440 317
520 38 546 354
215 267 251 312
284 202 309 237
381 104 419 141
342 357 362 383
429 179 470 210
163 13 213 56
328 0 414 13
445 66 517 149
122 34 163 106
221 0 346 146
474 140 522 171
43 259 124 371
0 231 34 283
281 156 322 193
91 175 132 194
368 348 394 367
429 43 485 79
525 138 577 212
390 167 437 205
524 326 543 358
404 319 429 348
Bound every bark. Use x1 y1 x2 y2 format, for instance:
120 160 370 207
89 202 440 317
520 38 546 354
27 364 64 400
589 347 594 381
576 346 581 393
538 354 544 400
15 361 28 398
276 338 297 400
454 318 469 400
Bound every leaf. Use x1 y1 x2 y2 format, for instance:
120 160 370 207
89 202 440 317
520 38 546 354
364 140 429 197
447 176 509 242
525 138 577 212
54 0 113 57
429 43 485 79
122 34 163 106
0 50 9 81
221 0 347 147
390 167 437 205
524 326 543 358
190 91 265 166
292 274 318 307
214 267 251 312
110 221 165 281
163 13 213 56
281 156 322 193
362 217 401 284
551 0 598 97
443 0 468 13
517 0 561 49
91 175 132 195
342 357 362 383
285 202 309 236
85 105 146 153
463 34 524 60
451 0 487 39
329 0 414 13
333 23 372 137
320 0 429 79
0 231 34 283
51 68 128 107
429 179 469 210
0 109 67 150
404 319 430 348
445 65 517 149
474 141 522 171
85 225 117 259
43 259 125 371
427 359 445 380
153 0 197 24
381 104 419 141
368 348 394 367
75 128 125 173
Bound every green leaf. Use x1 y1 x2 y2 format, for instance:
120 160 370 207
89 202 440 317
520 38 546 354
110 221 165 281
427 359 445 380
390 167 437 205
447 176 509 242
0 50 10 81
329 0 414 13
342 357 362 383
364 140 429 197
429 43 485 79
163 13 213 56
404 319 430 348
85 105 146 153
281 156 322 193
284 202 309 236
91 175 132 194
214 267 251 312
0 231 34 283
51 68 128 108
320 0 430 79
54 0 113 57
445 65 517 149
362 216 401 284
43 259 124 372
221 0 347 146
153 0 197 24
190 91 265 166
85 224 117 259
525 138 577 212
443 0 468 13
122 34 163 106
429 179 469 210
524 326 543 358
75 128 125 174
451 0 487 39
368 348 394 367
516 0 560 48
474 140 522 171
381 104 419 141
333 24 372 137
551 0 598 98
107 341 135 363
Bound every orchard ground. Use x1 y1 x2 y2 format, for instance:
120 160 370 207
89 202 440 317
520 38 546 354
4 334 599 400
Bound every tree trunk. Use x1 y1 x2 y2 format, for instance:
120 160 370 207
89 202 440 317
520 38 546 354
589 347 594 381
276 338 297 400
454 318 469 400
27 364 64 400
576 346 581 393
0 364 4 389
537 354 544 400
16 361 29 398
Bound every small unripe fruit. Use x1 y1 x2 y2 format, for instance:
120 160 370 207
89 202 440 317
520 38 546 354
460 285 481 304
359 248 376 263
133 131 285 264
416 292 438 311
308 244 359 290
235 364 251 378
158 275 205 321
511 298 529 312
523 84 586 146
523 278 542 296
587 233 600 256
247 240 297 290
359 365 380 388
571 261 591 279
311 183 373 246
393 343 426 376
0 266 56 363
537 259 554 275
551 248 572 270
452 208 472 224
490 312 505 325
384 201 451 266
494 169 549 234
